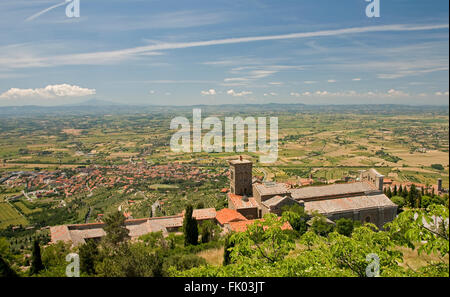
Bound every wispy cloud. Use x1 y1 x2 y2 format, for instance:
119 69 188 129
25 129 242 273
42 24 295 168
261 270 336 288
1 23 447 69
25 1 67 22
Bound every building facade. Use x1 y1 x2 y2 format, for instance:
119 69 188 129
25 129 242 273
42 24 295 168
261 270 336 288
228 158 397 229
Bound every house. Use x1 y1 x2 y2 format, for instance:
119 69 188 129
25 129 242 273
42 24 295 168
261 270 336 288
215 208 247 227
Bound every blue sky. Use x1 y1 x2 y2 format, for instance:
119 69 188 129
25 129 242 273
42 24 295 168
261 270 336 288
0 0 448 106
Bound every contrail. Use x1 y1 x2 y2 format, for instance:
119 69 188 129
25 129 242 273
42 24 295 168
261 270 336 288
65 23 448 58
25 1 67 22
9 23 449 68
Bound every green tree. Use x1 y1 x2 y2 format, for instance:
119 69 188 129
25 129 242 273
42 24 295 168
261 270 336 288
386 204 449 257
96 243 163 277
79 239 99 275
431 164 444 171
311 214 334 237
386 187 392 198
200 220 219 243
102 211 130 249
0 254 17 277
230 214 294 264
223 233 235 266
402 186 409 199
40 241 73 277
328 225 403 277
335 218 355 237
281 204 309 236
30 239 44 275
183 205 198 246
391 196 406 213
408 184 418 208
0 238 17 277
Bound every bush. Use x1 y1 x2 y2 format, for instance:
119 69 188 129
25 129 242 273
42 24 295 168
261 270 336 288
335 218 355 237
162 254 207 274
311 215 334 237
431 164 444 171
391 196 405 208
421 195 445 209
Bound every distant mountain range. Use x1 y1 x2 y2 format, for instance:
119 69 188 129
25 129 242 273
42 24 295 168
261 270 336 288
0 101 448 118
65 98 125 106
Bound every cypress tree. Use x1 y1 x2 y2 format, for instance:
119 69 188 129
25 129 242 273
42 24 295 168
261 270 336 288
79 239 99 275
30 239 43 275
223 234 235 266
393 185 398 196
387 187 392 198
183 205 198 246
408 184 417 208
402 186 408 198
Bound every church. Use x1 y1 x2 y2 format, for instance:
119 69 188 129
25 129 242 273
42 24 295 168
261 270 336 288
228 157 398 229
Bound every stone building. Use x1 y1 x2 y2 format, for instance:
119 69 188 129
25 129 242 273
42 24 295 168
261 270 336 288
227 158 397 229
50 208 217 246
229 156 253 196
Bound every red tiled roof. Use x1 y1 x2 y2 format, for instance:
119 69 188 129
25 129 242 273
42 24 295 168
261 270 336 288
215 208 247 225
228 193 259 209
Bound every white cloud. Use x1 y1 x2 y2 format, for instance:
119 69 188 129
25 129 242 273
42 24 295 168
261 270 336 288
304 81 317 84
288 89 418 98
386 89 409 97
0 84 96 99
352 78 361 81
149 90 155 94
201 89 217 95
264 92 278 96
435 91 449 96
315 91 329 96
327 79 337 83
227 89 252 97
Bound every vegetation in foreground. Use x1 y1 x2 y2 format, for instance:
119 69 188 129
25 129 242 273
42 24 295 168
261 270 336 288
1 202 448 277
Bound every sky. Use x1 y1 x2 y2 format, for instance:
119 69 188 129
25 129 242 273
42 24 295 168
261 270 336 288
0 0 448 106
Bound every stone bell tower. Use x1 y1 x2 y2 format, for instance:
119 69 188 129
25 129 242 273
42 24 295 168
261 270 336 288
229 156 253 196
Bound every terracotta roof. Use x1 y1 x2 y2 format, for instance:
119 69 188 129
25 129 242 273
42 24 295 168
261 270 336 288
216 208 247 225
228 193 259 209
